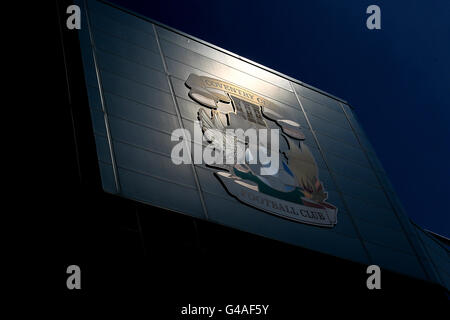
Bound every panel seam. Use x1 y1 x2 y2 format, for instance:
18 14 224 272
290 81 373 265
412 224 444 285
338 101 436 283
153 24 209 220
84 0 121 193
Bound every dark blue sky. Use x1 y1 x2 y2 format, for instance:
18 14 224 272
108 0 450 237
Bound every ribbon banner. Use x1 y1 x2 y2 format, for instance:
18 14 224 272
217 172 338 227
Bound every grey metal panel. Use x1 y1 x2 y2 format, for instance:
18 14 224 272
331 210 360 239
297 129 320 151
415 229 450 289
292 82 343 114
300 96 351 130
90 109 107 135
365 242 427 280
96 50 169 92
77 20 97 81
78 33 98 84
375 172 417 234
195 165 234 199
334 173 391 208
254 109 315 151
344 194 404 231
107 116 175 156
341 103 376 146
418 230 449 261
92 31 164 71
118 167 204 218
203 192 370 265
433 256 450 278
324 152 380 188
326 190 347 211
77 0 120 194
273 124 319 153
155 25 294 92
170 75 192 100
77 8 98 86
417 256 446 286
408 230 435 262
340 104 384 171
181 118 208 147
176 96 211 122
441 272 450 291
351 129 380 162
88 0 156 36
358 136 380 161
83 68 99 88
86 84 102 112
113 141 197 188
264 105 310 133
99 71 175 113
104 92 178 133
316 166 337 191
315 132 370 167
98 162 117 194
89 9 160 54
366 150 387 174
356 219 414 253
341 103 362 131
94 134 112 164
308 113 360 148
160 39 300 109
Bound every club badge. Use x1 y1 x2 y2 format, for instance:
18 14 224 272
185 74 338 227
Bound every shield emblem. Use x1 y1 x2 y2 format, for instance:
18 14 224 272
185 74 338 227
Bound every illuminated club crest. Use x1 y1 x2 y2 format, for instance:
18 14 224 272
185 74 338 227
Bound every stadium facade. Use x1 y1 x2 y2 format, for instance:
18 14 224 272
58 0 449 297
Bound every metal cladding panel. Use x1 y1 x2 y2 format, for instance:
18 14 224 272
74 0 449 285
414 227 450 290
